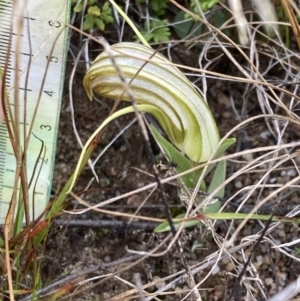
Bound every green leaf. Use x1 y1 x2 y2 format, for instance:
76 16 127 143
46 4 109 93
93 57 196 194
202 138 236 178
151 1 168 16
141 32 154 43
95 18 105 31
203 160 226 213
139 19 171 43
191 238 204 252
174 10 203 40
136 0 168 15
100 2 114 25
154 28 171 42
191 0 220 13
155 211 300 233
214 9 226 29
102 1 111 12
102 13 114 24
208 160 226 197
154 213 200 233
73 2 83 13
204 212 300 224
151 125 205 190
88 0 97 5
215 138 236 158
88 5 101 17
83 15 95 31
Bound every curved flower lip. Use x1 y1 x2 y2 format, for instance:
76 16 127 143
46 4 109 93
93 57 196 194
83 42 220 163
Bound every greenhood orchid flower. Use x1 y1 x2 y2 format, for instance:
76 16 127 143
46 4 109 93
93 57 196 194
83 42 220 163
67 42 235 194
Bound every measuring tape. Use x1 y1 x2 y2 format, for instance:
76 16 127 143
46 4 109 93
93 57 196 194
0 0 70 223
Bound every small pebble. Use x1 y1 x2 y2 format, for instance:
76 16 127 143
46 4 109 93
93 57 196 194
277 177 284 184
242 153 253 161
153 276 165 289
243 228 251 236
104 255 111 262
264 255 271 265
260 131 270 139
127 195 142 206
265 277 274 286
269 285 278 296
120 145 127 152
287 169 297 177
223 112 232 119
214 288 223 300
256 255 263 265
254 262 261 270
212 265 220 275
280 170 287 177
277 272 287 286
226 262 234 272
244 177 252 186
222 257 230 265
235 181 243 189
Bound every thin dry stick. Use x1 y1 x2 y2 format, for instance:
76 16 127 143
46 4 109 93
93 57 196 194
281 0 300 50
69 40 98 181
229 164 300 246
170 0 299 121
65 138 300 215
3 2 27 299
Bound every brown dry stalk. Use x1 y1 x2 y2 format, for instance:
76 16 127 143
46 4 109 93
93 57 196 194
281 0 300 50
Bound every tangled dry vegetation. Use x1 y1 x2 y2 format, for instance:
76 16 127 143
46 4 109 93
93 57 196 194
3 1 300 301
47 2 300 300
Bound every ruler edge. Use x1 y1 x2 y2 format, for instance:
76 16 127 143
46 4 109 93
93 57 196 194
0 0 72 223
47 0 71 216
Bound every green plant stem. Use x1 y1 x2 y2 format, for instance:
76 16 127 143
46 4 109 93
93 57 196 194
203 212 299 223
33 134 99 246
155 211 300 233
108 0 150 47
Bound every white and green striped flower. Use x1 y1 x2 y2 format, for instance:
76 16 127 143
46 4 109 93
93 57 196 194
68 42 235 194
83 42 220 163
